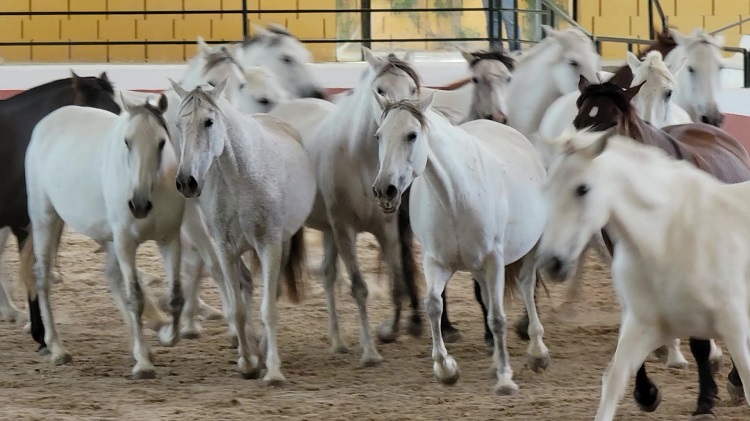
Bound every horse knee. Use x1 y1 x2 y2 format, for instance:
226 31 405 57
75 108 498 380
488 313 506 335
425 293 442 321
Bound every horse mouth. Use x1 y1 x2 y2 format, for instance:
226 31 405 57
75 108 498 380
379 202 398 214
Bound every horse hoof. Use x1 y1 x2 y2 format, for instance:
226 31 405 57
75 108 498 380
406 314 423 337
132 369 157 380
666 360 689 370
709 358 723 374
635 387 661 412
37 346 50 356
181 330 201 340
53 353 73 366
434 357 459 385
239 368 262 380
726 380 745 405
361 352 384 368
263 374 286 387
494 382 519 396
690 414 717 421
437 371 460 386
528 354 550 373
376 323 399 344
329 344 350 355
441 327 463 344
513 315 530 342
158 326 179 347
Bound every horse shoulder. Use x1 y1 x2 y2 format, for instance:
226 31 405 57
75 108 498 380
538 91 580 141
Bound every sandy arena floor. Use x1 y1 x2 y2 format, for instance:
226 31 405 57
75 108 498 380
0 229 748 420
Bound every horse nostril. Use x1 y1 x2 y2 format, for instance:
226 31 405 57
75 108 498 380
175 179 183 192
385 185 398 201
145 201 153 213
484 114 494 120
310 89 325 100
128 200 135 213
372 186 379 198
187 176 198 191
701 115 710 124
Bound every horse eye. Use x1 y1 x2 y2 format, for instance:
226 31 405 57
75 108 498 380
471 76 479 84
687 66 695 74
376 88 385 95
506 76 512 83
280 55 293 64
575 184 589 197
124 138 130 149
569 59 579 67
664 90 673 100
204 118 214 128
207 81 216 87
374 133 381 141
257 97 270 106
406 132 417 142
158 139 166 150
410 87 417 95
239 83 246 89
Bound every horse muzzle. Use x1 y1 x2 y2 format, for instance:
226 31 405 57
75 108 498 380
176 174 202 198
128 197 153 219
538 253 571 282
700 112 724 127
372 184 401 214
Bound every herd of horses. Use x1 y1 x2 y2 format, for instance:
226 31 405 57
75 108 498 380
0 22 749 420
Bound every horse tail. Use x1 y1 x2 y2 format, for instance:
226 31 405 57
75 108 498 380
503 259 522 305
282 228 307 304
398 186 421 312
19 234 36 298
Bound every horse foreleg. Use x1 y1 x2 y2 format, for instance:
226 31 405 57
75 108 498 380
518 248 550 373
483 252 518 395
423 256 458 385
112 234 155 379
321 230 348 354
330 218 382 366
257 240 285 386
374 222 408 343
688 338 719 418
156 234 183 347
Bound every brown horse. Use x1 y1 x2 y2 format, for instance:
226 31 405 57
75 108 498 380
607 27 678 89
573 78 750 419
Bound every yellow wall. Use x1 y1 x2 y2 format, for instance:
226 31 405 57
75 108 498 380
0 0 491 63
578 0 750 59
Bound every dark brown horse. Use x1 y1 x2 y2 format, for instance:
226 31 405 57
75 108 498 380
573 78 750 419
0 72 120 354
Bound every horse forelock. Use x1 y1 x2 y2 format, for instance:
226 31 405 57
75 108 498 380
178 88 221 119
243 26 296 47
128 102 170 135
637 51 676 85
202 48 243 75
577 82 634 116
381 100 428 128
375 56 422 91
469 50 516 72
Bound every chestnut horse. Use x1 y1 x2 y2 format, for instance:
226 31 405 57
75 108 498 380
572 79 750 419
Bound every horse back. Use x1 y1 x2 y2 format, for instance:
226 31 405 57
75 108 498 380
662 123 750 184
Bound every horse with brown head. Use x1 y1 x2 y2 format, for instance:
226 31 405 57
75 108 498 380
573 77 750 419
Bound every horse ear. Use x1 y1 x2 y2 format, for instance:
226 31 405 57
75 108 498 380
372 88 390 111
541 24 559 39
418 90 436 112
119 91 136 114
209 77 229 100
626 51 642 73
168 78 189 100
667 55 687 75
457 46 475 64
669 28 688 46
402 51 415 63
712 34 725 47
197 36 212 57
98 72 110 84
578 75 590 93
624 81 645 102
70 70 80 89
252 23 272 37
156 93 169 114
362 46 383 70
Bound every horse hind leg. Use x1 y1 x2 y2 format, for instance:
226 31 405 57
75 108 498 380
0 227 24 324
653 339 689 369
321 230 348 354
632 364 662 413
516 250 550 373
29 212 71 366
257 240 286 386
719 316 750 406
727 359 745 405
688 338 719 419
708 339 724 374
155 235 184 348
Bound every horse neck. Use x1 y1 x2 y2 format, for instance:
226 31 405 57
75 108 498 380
599 144 684 261
213 102 263 183
421 112 478 201
507 54 564 135
0 81 73 118
331 78 380 156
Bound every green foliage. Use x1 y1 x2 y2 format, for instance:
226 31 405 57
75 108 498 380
391 0 418 9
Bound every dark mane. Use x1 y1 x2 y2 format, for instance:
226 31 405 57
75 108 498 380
607 27 677 88
468 49 516 72
381 99 427 128
242 25 296 47
576 81 632 115
376 55 422 92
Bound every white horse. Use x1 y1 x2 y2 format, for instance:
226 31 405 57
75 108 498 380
537 129 750 421
25 94 184 379
171 79 315 385
303 48 424 366
666 28 725 126
506 25 600 138
236 24 326 99
626 51 691 127
371 93 548 394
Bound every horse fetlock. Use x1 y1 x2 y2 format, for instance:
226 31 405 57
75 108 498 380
726 379 746 405
51 350 73 366
376 319 399 344
433 355 460 385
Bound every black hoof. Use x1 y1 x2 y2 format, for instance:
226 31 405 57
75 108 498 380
634 385 661 412
513 314 530 342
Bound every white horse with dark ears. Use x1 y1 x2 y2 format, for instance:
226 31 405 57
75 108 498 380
25 93 184 379
626 50 691 127
171 78 316 385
